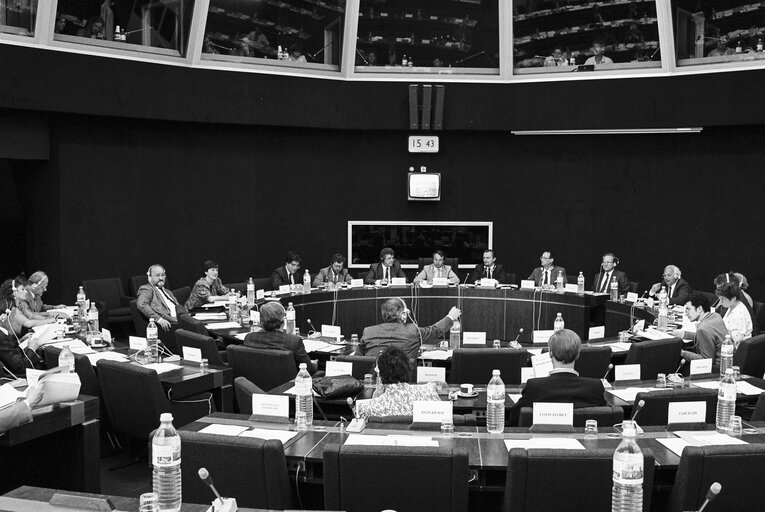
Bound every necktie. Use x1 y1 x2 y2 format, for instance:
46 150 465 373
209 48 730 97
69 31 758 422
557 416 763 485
332 272 337 284
485 267 489 278
600 273 610 293
669 284 674 298
543 270 548 285
385 267 389 281
437 267 442 278
289 273 294 285
158 287 174 304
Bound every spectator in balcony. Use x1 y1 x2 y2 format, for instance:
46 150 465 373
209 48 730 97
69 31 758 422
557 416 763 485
83 16 105 39
584 40 613 66
288 43 307 63
544 48 568 66
708 35 734 57
55 15 67 34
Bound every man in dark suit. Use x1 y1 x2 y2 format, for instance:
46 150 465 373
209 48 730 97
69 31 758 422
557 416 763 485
509 329 606 426
313 253 353 288
136 264 188 353
528 250 567 287
649 265 692 305
364 247 406 285
468 249 509 284
592 252 630 294
271 251 302 290
243 302 317 374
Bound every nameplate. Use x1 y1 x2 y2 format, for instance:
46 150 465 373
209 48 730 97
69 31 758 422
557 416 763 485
479 278 497 288
325 361 353 377
101 328 112 343
633 319 645 333
565 283 578 293
668 401 706 424
350 279 364 288
26 368 45 388
256 289 265 300
626 292 639 302
432 277 449 286
531 353 553 377
614 364 641 381
462 332 486 345
129 336 147 350
533 402 573 426
532 330 555 344
391 277 407 286
416 366 446 383
520 280 535 289
690 358 713 375
250 310 260 324
252 394 289 419
278 285 291 294
521 367 535 384
412 400 452 424
322 324 341 340
588 326 605 339
182 346 202 363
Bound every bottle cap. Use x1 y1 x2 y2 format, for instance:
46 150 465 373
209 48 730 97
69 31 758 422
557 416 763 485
725 368 733 375
492 369 500 376
160 413 173 422
299 363 307 369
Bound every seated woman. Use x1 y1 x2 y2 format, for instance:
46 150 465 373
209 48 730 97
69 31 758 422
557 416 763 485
185 260 233 310
1 278 48 375
714 272 752 346
355 346 440 420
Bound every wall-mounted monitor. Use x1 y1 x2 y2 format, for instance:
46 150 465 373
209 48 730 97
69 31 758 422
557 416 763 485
408 172 441 201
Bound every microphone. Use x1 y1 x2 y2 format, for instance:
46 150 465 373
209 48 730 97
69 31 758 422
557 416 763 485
125 26 153 36
674 358 686 375
198 468 222 502
355 48 369 65
463 272 470 286
513 328 524 343
631 399 645 422
346 397 357 419
310 41 334 60
306 318 317 335
345 396 366 432
697 482 722 512
602 363 614 380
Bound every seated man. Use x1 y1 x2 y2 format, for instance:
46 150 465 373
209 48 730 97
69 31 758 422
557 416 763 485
672 292 728 374
544 47 568 67
528 250 567 287
592 253 630 294
468 249 508 284
16 271 66 319
364 247 406 285
136 264 188 338
358 298 460 360
583 40 613 66
313 253 352 288
509 329 606 426
649 265 692 305
243 302 317 374
414 250 459 285
271 251 302 290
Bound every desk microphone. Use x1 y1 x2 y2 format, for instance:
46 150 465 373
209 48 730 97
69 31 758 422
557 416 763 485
346 397 366 432
602 363 614 380
306 318 317 335
346 397 357 419
673 358 686 375
513 328 524 343
125 26 152 36
198 468 238 512
198 468 222 501
697 482 722 512
355 48 370 65
630 399 645 422
462 273 470 286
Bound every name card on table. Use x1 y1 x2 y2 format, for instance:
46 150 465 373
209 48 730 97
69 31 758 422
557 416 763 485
626 292 639 302
417 366 446 383
533 330 555 345
462 332 486 345
532 353 554 378
182 346 202 363
521 367 535 384
588 326 605 340
432 277 449 286
129 336 148 351
614 364 641 381
565 283 578 293
322 324 341 340
256 289 265 300
690 358 713 375
101 328 112 343
325 361 353 377
391 277 407 286
533 402 574 426
250 310 260 324
278 285 291 294
668 401 706 424
350 279 364 288
252 394 289 420
520 280 535 289
412 400 452 424
479 278 497 288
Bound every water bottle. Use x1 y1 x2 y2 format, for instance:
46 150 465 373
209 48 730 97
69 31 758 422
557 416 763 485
303 270 311 295
71 308 81 335
58 344 75 373
577 272 585 295
246 277 255 307
76 286 88 337
554 312 564 331
87 303 99 336
657 285 668 304
486 370 505 434
147 319 159 363
612 419 643 512
286 302 296 335
716 368 736 433
76 286 86 308
610 276 619 301
250 309 261 332
351 334 359 350
719 334 734 376
152 413 182 512
295 363 313 426
227 294 237 322
555 270 564 293
449 318 461 349
657 299 668 332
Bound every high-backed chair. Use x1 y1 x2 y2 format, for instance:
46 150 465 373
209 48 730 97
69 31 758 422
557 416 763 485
416 257 458 271
178 313 208 336
82 278 132 330
733 333 765 378
667 444 765 512
449 348 529 384
628 281 639 294
175 329 226 367
223 282 246 294
43 346 99 398
172 286 192 308
323 443 469 512
334 354 376 380
517 405 624 428
632 388 718 426
233 377 267 414
250 277 272 292
575 345 612 378
178 430 293 509
226 345 297 392
624 338 683 380
504 448 654 512
129 274 151 297
129 299 149 337
750 301 764 335
129 299 180 354
751 392 765 421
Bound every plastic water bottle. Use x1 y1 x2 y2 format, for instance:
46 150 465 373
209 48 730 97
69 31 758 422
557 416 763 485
657 299 668 332
227 294 237 322
152 413 182 512
486 369 505 434
610 277 619 301
76 286 86 308
577 272 585 295
71 308 81 335
303 270 311 295
295 363 313 426
147 319 159 363
250 309 261 332
554 312 564 331
246 277 255 307
286 302 296 335
555 270 564 293
58 344 75 372
449 318 461 349
76 286 88 336
719 334 734 376
658 285 668 304
716 368 736 433
87 303 99 336
612 419 643 512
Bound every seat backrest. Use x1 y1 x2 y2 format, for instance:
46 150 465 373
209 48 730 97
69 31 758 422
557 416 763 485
223 282 246 294
172 286 192 308
129 274 149 297
175 329 224 367
505 448 654 512
335 354 377 380
633 388 718 426
233 376 266 414
624 338 683 380
179 430 293 509
575 345 612 378
226 345 297 391
449 348 529 384
178 314 208 336
732 333 765 378
518 405 624 428
43 346 100 397
82 278 125 309
367 414 476 426
129 299 149 337
252 277 272 292
628 281 639 293
752 392 765 421
323 443 468 512
668 444 765 512
750 301 764 335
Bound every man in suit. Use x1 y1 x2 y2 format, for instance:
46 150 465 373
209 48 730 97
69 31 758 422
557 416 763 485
15 271 67 319
271 251 302 290
136 264 188 330
364 247 406 285
313 253 352 288
414 250 459 285
528 250 567 287
509 329 606 425
358 298 461 361
468 249 509 284
649 265 692 305
243 302 317 374
592 253 630 294
673 292 728 374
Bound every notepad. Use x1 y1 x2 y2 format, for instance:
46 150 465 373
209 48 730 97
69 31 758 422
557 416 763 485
86 352 130 366
344 434 438 447
198 424 250 436
606 387 666 402
420 350 453 360
205 322 242 330
142 363 184 374
694 380 765 396
504 438 585 450
239 428 298 444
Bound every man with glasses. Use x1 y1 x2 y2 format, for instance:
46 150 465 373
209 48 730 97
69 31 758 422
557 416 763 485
649 265 692 305
673 292 727 374
592 253 629 294
364 247 406 285
528 251 567 288
271 251 302 289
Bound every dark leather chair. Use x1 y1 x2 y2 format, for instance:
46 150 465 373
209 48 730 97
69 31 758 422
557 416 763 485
323 443 469 512
252 277 272 292
130 299 180 354
172 286 191 308
667 444 765 512
449 348 529 384
628 281 639 293
733 333 765 378
175 329 226 367
750 301 764 335
505 448 654 512
575 345 612 378
82 278 132 330
226 345 297 392
751 392 765 421
233 376 267 414
43 346 99 398
367 414 476 426
334 354 376 380
417 257 458 271
632 388 718 426
624 338 683 380
129 274 152 297
223 282 246 294
178 313 208 336
518 405 624 428
178 430 293 509
129 299 149 337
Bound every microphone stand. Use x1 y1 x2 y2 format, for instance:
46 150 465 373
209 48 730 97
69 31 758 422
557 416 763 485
355 48 370 65
309 41 334 61
453 50 493 67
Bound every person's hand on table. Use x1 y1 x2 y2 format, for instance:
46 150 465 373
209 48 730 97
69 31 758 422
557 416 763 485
25 384 44 409
671 328 684 338
157 318 172 331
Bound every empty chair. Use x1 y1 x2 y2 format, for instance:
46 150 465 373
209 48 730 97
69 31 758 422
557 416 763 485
323 443 468 512
178 430 293 509
750 301 764 335
250 277 272 292
667 444 765 512
43 346 99 398
632 388 718 426
129 274 150 297
178 313 208 336
624 338 683 380
732 333 765 378
575 345 612 378
233 376 266 414
82 278 132 330
334 354 377 380
628 281 639 294
175 329 225 367
449 348 529 384
517 405 624 428
172 286 192 308
504 448 654 512
226 345 297 392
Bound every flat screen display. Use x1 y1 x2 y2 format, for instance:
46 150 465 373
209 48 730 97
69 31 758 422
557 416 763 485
408 173 441 201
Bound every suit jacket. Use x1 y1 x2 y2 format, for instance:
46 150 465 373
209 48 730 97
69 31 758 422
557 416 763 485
313 266 352 287
414 264 459 284
359 316 454 361
680 311 728 374
271 266 301 290
653 278 692 306
136 284 187 323
528 266 567 286
509 371 606 425
0 328 43 375
364 262 406 285
468 264 509 284
0 400 32 433
243 330 317 374
592 269 630 294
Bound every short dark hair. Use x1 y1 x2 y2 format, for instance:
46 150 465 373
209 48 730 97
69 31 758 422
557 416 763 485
381 298 405 323
331 253 345 265
548 329 581 364
433 250 445 259
714 273 741 300
203 260 219 272
380 247 395 260
685 292 711 313
543 250 555 260
260 302 285 331
285 251 301 264
484 249 496 258
0 279 14 309
376 346 412 384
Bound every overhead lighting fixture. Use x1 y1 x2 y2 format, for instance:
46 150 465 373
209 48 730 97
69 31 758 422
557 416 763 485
511 128 703 135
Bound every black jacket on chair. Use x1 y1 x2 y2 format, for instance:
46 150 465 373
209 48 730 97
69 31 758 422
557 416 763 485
509 371 606 425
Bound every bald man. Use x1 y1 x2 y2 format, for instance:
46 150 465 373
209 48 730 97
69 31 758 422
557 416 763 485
136 264 188 332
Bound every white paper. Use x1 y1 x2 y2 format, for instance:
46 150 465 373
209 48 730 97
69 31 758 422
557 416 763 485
656 437 690 457
532 402 573 425
314 345 344 353
142 363 183 374
520 280 535 289
278 285 291 294
526 348 544 357
479 278 497 288
69 345 96 355
419 350 452 361
252 394 289 418
26 369 45 388
86 352 129 366
504 438 585 450
321 324 341 339
533 330 555 344
234 333 248 341
350 279 364 288
205 322 241 330
302 339 335 353
198 424 250 436
462 332 486 345
531 353 553 378
692 380 764 396
0 383 24 408
412 401 452 424
521 367 534 384
239 428 297 444
325 361 353 377
606 387 665 402
690 359 713 375
638 328 674 340
588 326 605 339
344 435 438 447
282 385 320 397
668 401 707 424
101 328 112 343
608 342 633 353
673 430 748 447
431 277 449 286
256 289 265 300
129 336 148 350
614 364 641 381
182 346 202 363
193 313 227 320
626 292 639 302
416 366 446 383
391 278 406 286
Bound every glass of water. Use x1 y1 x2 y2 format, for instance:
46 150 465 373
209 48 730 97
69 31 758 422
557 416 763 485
139 493 159 512
729 415 743 437
493 339 501 349
584 419 598 437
